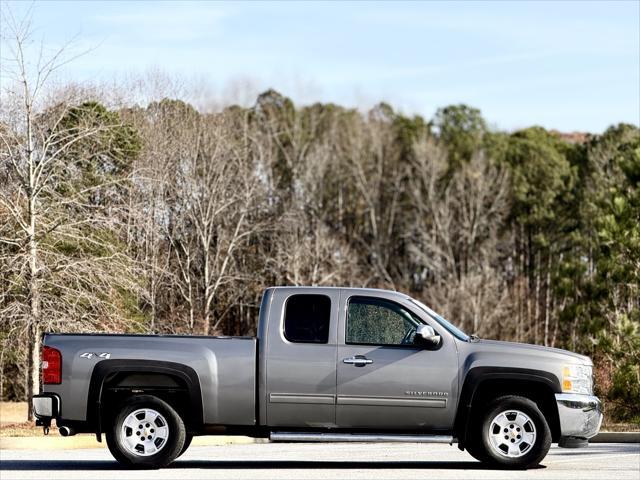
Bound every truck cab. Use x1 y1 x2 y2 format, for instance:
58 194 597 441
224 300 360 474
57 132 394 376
33 286 603 469
258 287 459 431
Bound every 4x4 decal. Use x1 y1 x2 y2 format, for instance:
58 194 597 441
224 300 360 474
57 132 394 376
79 352 111 359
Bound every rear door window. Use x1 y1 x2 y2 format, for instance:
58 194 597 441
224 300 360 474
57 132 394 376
283 294 331 344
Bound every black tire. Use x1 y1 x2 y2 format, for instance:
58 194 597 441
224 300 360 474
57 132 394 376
106 395 186 469
468 395 551 469
464 434 491 464
177 434 193 458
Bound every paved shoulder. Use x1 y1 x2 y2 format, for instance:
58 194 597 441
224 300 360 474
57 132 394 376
1 443 638 480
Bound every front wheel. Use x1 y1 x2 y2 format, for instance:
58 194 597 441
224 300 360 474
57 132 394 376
106 395 186 469
469 395 551 469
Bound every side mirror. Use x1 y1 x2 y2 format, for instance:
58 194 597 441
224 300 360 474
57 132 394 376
415 325 441 347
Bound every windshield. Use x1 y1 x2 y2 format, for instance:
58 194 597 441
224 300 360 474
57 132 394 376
410 299 470 341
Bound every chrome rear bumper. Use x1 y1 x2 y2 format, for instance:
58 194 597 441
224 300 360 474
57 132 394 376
32 393 60 427
555 393 603 447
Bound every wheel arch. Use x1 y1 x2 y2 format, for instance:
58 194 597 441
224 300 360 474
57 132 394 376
87 359 204 439
455 367 562 448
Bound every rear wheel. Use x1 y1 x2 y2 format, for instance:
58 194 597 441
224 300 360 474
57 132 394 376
106 395 186 469
467 395 551 469
177 434 193 457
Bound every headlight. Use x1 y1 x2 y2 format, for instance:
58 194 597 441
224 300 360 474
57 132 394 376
562 364 593 395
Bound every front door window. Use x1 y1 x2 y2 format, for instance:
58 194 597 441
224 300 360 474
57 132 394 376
346 296 422 346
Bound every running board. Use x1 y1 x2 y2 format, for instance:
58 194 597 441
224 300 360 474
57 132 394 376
270 432 456 444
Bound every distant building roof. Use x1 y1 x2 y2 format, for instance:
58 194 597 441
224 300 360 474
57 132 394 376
550 130 590 144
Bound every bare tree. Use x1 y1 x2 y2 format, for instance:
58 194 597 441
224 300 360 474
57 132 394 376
123 100 197 333
0 9 141 418
407 136 512 336
266 208 360 287
337 107 403 287
158 105 262 335
194 114 262 335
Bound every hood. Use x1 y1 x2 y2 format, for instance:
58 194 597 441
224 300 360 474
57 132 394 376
473 339 592 364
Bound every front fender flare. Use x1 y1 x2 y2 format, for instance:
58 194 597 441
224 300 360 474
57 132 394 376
454 366 561 448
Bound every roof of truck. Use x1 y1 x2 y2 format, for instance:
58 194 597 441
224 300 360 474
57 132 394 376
270 285 402 296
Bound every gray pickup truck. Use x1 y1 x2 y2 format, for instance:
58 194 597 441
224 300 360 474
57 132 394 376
33 286 602 469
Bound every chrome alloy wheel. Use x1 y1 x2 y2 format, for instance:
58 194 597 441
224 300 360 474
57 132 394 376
118 408 169 457
487 409 537 458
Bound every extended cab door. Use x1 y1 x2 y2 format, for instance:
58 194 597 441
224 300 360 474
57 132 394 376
262 288 339 428
336 290 459 430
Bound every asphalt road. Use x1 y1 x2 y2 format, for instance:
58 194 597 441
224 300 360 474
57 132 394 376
1 442 638 480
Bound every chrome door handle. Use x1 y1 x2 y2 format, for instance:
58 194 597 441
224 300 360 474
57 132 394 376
343 356 373 367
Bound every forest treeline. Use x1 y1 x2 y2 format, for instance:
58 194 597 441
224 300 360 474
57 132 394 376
1 59 638 422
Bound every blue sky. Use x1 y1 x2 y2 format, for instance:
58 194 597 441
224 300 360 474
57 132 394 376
3 0 639 132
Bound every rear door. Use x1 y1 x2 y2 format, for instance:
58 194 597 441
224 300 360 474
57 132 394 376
336 292 459 430
264 289 339 428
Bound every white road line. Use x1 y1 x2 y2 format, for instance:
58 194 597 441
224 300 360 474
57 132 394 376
546 453 640 465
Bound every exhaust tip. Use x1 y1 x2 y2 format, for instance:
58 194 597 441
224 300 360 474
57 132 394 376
59 426 75 437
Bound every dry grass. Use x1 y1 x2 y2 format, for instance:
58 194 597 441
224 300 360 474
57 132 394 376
0 421 53 437
601 421 640 432
0 402 58 437
0 402 28 425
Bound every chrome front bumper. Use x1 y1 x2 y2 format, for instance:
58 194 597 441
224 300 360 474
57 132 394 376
555 393 603 445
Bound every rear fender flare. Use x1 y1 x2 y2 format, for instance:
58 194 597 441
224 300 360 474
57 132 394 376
87 359 203 439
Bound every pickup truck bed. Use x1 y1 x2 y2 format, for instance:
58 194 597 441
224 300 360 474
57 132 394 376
44 334 257 426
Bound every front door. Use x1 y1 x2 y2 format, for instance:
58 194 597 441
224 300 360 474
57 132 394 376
336 293 458 430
